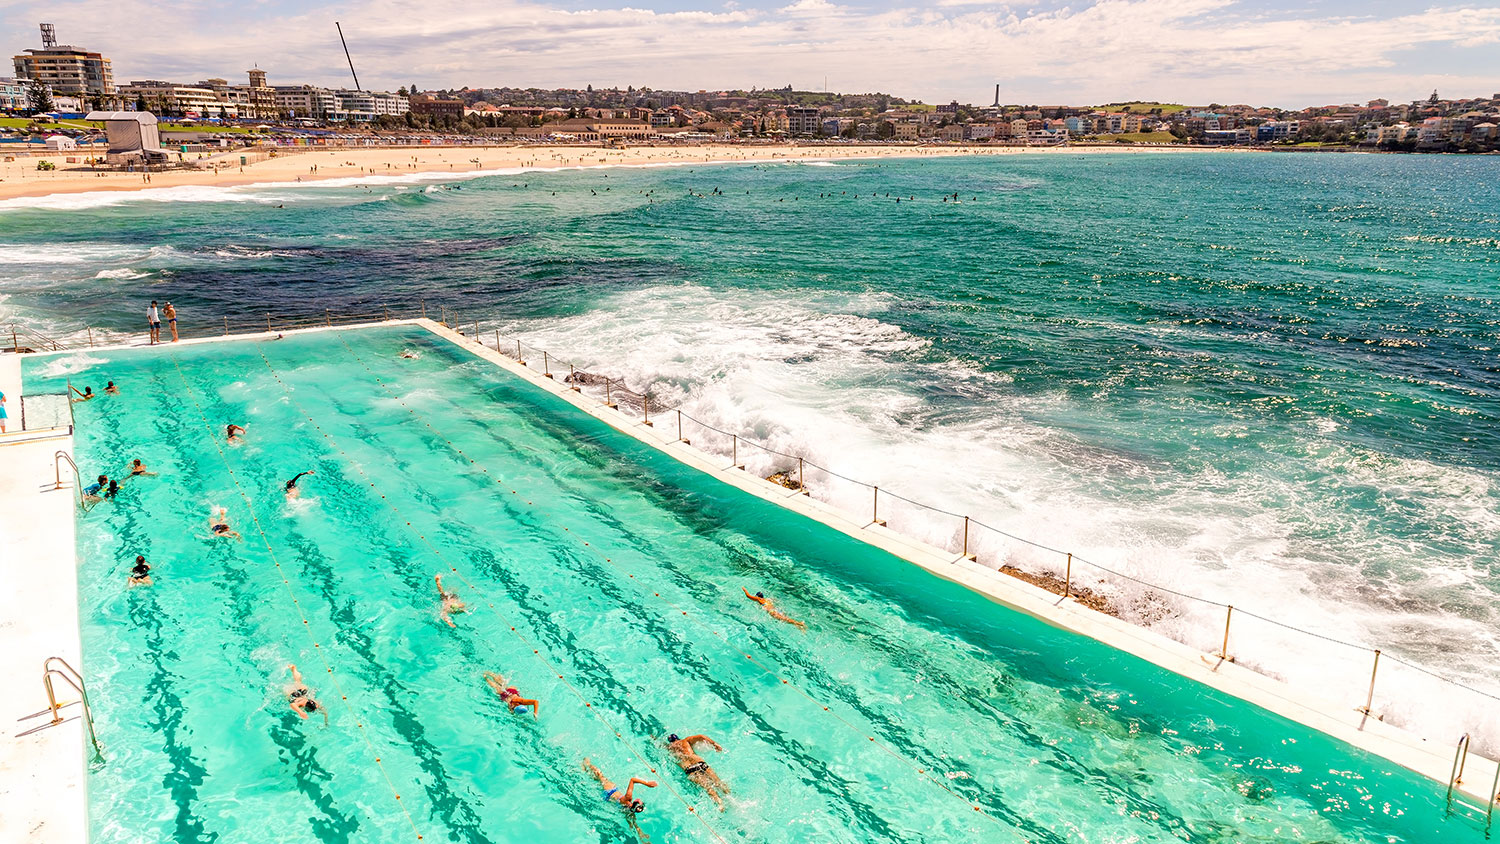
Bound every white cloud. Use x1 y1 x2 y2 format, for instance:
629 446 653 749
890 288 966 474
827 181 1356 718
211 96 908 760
3 0 1498 106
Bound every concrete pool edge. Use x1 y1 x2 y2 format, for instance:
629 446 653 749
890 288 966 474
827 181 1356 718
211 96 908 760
8 317 1496 832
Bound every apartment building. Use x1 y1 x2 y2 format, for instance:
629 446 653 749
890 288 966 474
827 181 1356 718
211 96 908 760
119 80 238 118
786 107 823 135
12 27 114 97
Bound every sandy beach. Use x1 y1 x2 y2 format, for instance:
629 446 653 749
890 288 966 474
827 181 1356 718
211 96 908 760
0 142 1192 202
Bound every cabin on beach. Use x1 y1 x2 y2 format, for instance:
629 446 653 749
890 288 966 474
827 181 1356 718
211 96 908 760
84 111 170 166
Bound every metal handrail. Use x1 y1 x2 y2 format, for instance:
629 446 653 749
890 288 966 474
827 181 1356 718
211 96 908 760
53 449 90 511
1449 733 1472 811
42 656 103 763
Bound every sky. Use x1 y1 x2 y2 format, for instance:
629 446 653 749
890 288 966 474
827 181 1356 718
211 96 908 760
2 0 1498 108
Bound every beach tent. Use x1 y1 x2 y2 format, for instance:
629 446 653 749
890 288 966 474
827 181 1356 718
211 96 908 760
85 111 171 165
44 135 79 151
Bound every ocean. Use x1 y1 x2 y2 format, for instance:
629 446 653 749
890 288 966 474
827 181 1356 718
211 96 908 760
3 149 1498 750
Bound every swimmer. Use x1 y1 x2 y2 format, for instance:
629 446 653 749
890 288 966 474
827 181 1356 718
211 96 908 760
129 458 157 477
70 385 95 402
226 424 246 443
435 574 466 627
284 470 314 499
400 349 419 359
128 555 152 587
104 479 121 499
483 671 539 718
666 733 729 810
743 587 806 630
210 507 242 540
582 758 656 824
285 664 328 723
82 474 107 502
104 381 119 395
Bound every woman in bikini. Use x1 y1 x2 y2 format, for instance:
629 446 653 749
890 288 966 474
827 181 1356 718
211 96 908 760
285 664 327 723
582 758 656 824
435 574 466 627
211 507 242 540
483 671 539 718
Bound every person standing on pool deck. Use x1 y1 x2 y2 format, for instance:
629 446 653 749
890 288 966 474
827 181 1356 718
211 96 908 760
742 587 806 630
147 301 161 345
164 302 178 342
285 664 328 723
667 733 729 810
435 574 467 627
0 389 7 433
582 758 655 824
284 470 314 499
483 671 539 718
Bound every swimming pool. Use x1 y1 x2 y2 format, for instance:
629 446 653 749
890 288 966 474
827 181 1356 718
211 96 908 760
27 325 1461 843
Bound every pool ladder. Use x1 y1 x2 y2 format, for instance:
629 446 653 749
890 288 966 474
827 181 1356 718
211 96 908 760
1445 734 1497 837
31 656 104 764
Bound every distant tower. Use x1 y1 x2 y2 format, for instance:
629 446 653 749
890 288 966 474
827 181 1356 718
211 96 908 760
40 22 56 48
992 84 1000 108
247 67 268 88
1429 89 1439 104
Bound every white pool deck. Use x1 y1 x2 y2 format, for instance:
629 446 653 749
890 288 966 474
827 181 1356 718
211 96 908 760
1 317 1495 843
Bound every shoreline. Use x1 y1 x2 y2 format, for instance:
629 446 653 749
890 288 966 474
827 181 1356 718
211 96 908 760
0 142 1212 204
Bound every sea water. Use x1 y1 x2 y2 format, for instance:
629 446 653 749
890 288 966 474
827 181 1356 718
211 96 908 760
3 151 1497 753
22 327 1467 842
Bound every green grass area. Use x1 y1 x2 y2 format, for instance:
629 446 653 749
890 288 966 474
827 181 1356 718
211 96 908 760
1099 102 1188 115
1085 131 1181 144
0 117 105 132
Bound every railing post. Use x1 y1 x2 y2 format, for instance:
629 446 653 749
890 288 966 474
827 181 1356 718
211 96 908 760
872 486 885 526
1064 552 1073 598
1360 650 1381 717
962 516 971 560
569 363 580 391
494 329 500 351
10 325 16 352
86 326 93 347
383 304 390 321
325 308 331 327
732 434 739 468
676 409 684 441
543 351 552 378
420 300 427 319
266 313 272 332
223 316 229 336
1219 605 1233 661
605 379 614 408
642 395 652 426
43 674 63 725
798 457 804 493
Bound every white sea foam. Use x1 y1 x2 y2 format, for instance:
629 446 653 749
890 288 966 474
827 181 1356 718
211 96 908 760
93 268 151 280
35 352 111 377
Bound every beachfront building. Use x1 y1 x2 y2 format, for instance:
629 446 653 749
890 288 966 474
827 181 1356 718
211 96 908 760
198 70 278 120
273 85 340 121
119 81 239 119
786 107 823 136
0 76 30 112
332 89 410 121
12 27 114 101
410 94 464 119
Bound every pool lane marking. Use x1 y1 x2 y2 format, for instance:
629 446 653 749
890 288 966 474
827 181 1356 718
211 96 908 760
251 346 732 844
166 354 430 841
325 332 1031 840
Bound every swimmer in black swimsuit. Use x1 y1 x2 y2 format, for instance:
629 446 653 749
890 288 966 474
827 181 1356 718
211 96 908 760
284 470 314 499
128 555 152 587
286 664 328 723
211 507 242 540
667 733 728 810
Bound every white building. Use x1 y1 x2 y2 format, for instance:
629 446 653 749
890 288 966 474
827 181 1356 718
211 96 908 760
120 81 238 119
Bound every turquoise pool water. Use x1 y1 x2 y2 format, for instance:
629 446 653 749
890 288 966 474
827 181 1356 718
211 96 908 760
28 325 1461 843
